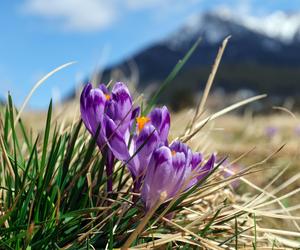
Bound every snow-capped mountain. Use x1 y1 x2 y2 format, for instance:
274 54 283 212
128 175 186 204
167 9 300 48
99 10 300 109
238 11 300 43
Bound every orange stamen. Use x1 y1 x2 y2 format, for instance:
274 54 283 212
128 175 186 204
136 116 150 132
105 94 111 101
171 150 176 156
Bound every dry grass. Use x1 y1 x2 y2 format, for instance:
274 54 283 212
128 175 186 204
171 109 300 246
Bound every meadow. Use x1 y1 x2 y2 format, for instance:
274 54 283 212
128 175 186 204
1 38 300 249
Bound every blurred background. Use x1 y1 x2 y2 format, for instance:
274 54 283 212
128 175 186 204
1 0 300 111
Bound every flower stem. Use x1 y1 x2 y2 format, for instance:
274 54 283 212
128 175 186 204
121 192 167 249
132 177 142 203
104 148 115 193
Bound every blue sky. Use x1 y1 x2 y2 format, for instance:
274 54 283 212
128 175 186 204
1 0 299 109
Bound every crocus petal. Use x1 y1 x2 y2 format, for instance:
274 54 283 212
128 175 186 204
141 146 173 210
111 82 132 130
131 106 140 121
170 140 193 167
186 154 215 189
86 89 106 132
129 106 141 131
170 140 189 155
172 152 186 171
105 149 115 192
127 134 138 176
142 146 189 210
191 152 203 170
168 151 187 197
80 83 92 108
105 99 116 121
98 83 109 95
126 124 159 179
133 124 160 178
80 83 106 136
196 154 215 181
103 116 130 161
149 106 170 144
80 83 93 132
184 152 203 188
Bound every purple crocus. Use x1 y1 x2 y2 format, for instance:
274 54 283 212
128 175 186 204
141 141 215 210
294 124 300 136
220 159 241 189
80 82 134 192
105 106 171 193
265 126 278 138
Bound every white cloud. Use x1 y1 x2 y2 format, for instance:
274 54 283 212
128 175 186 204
235 0 252 15
214 0 252 17
125 0 164 10
21 0 204 32
126 0 201 11
22 0 118 32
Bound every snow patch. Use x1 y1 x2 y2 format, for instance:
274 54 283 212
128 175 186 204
166 9 300 49
241 11 300 44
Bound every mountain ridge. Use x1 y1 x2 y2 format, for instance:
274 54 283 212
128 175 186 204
98 10 300 109
182 10 300 44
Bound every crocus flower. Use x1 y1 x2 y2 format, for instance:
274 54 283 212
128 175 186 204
294 125 300 136
220 158 241 189
141 141 215 210
80 82 134 192
265 126 278 138
105 106 171 192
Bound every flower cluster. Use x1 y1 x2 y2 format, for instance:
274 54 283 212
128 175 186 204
80 82 215 210
80 82 135 192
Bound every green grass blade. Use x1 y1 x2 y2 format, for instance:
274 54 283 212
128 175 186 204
200 208 222 237
144 38 201 114
20 136 39 188
61 120 82 186
253 213 257 250
41 99 52 169
3 106 10 142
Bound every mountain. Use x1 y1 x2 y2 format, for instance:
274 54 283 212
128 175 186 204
171 10 300 46
100 10 300 110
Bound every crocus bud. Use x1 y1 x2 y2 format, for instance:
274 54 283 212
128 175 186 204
104 106 171 192
141 141 215 210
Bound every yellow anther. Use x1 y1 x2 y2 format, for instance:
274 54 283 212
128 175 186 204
136 116 150 132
